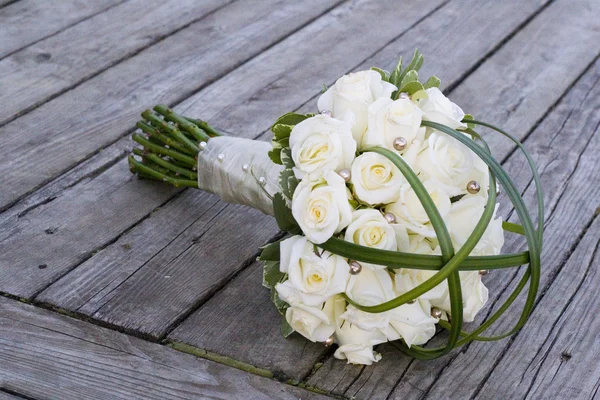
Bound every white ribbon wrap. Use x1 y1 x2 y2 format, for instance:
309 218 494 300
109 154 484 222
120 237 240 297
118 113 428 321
196 136 283 216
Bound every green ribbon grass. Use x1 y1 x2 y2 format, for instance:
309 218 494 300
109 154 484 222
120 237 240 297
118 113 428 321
318 120 542 360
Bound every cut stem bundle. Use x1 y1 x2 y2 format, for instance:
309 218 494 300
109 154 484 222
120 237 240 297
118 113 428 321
128 105 223 189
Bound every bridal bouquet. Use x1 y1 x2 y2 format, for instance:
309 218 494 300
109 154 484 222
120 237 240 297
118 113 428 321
128 50 543 365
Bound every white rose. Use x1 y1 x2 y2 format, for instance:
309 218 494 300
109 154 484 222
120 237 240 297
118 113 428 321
290 114 356 179
276 235 349 306
351 152 404 205
343 209 409 270
292 170 353 244
447 197 504 256
341 268 395 331
420 87 467 130
318 70 397 142
425 271 489 323
283 296 336 342
385 180 451 238
362 97 425 154
400 236 489 323
387 270 437 346
341 268 436 347
416 132 489 197
331 295 386 365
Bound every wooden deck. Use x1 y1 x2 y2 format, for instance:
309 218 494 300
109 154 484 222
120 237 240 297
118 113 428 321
1 0 599 398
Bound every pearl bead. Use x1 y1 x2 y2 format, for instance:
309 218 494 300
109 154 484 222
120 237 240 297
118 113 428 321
467 180 481 194
384 212 396 224
324 337 334 347
258 176 267 186
393 137 407 151
479 270 489 276
199 141 207 151
242 164 250 173
338 168 351 182
349 261 362 275
431 307 443 319
217 153 225 162
399 92 409 99
320 109 332 117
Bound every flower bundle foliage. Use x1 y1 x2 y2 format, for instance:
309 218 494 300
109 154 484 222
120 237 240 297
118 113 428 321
260 50 543 364
127 50 542 365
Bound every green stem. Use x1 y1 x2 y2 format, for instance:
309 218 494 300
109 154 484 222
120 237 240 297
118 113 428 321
184 116 223 137
132 134 196 168
153 104 211 142
136 121 196 156
132 148 197 180
142 110 201 153
128 156 198 188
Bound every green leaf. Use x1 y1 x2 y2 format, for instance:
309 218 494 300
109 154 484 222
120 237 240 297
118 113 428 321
272 192 302 234
260 240 281 262
371 67 390 81
263 260 283 288
399 70 418 89
423 75 441 89
282 319 294 337
268 147 282 165
462 114 475 129
321 84 328 94
279 169 299 200
272 113 310 128
399 81 424 96
395 49 419 87
413 54 424 72
411 89 428 106
389 56 403 87
271 286 289 314
281 148 295 169
272 124 293 147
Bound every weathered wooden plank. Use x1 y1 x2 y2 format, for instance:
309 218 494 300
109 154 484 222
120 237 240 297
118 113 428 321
0 0 340 212
0 0 122 59
306 1 600 397
0 0 342 298
169 262 329 380
0 0 233 126
476 216 600 400
36 0 448 337
39 0 564 383
397 57 600 400
0 391 25 400
0 297 330 400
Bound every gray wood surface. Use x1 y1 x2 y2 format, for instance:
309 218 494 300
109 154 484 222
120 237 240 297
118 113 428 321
0 392 23 400
305 1 600 397
0 0 122 59
171 0 600 393
0 0 340 212
0 0 230 126
1 0 599 399
36 0 447 337
169 261 330 380
0 0 340 298
0 297 329 400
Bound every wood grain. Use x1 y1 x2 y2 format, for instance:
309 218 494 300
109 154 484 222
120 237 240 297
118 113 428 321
477 217 600 400
36 0 447 335
392 49 600 400
0 0 122 59
0 297 330 400
0 0 231 126
0 0 340 212
0 391 24 400
306 0 600 397
169 262 329 380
